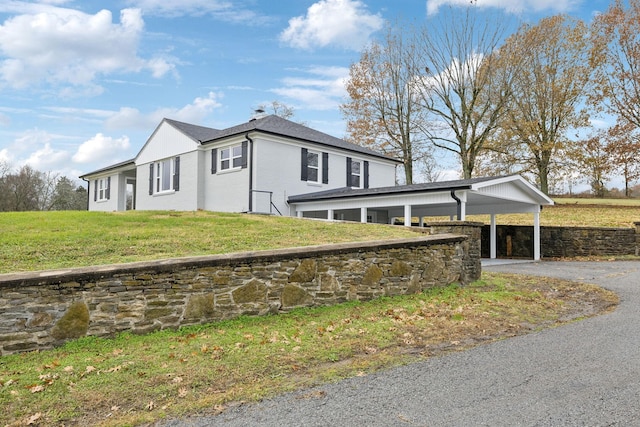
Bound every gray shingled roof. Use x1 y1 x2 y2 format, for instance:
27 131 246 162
288 176 502 203
164 118 221 142
202 115 401 162
79 158 135 179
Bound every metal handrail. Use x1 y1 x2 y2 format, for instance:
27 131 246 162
250 189 283 215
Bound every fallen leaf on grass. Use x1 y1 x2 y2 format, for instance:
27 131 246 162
178 387 188 398
25 412 42 425
147 401 155 411
28 384 45 393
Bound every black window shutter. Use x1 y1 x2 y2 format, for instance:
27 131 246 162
322 152 329 184
106 176 111 200
94 180 97 201
211 149 217 174
173 157 180 191
149 163 154 195
241 141 248 168
301 148 308 181
364 161 369 189
346 157 352 187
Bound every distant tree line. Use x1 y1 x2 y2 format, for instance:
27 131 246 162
340 0 640 196
0 162 87 212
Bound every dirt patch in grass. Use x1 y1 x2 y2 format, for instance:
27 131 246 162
0 274 618 427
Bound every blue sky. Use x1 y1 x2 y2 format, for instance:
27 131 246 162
0 0 614 184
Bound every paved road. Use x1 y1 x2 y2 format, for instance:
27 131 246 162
160 261 640 427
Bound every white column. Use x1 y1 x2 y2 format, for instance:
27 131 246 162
327 209 334 221
404 204 412 227
361 207 368 223
490 214 497 259
419 216 425 227
534 209 541 261
297 210 303 218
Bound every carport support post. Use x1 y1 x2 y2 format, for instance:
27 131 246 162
490 214 497 259
404 204 412 227
534 208 541 261
327 209 334 221
360 207 367 223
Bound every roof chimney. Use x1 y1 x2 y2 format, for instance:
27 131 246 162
250 108 267 121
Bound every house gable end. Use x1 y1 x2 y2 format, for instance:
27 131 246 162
136 119 201 165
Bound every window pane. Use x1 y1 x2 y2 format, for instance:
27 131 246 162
220 148 230 170
233 145 243 157
352 175 360 187
162 159 171 191
307 152 318 167
352 161 360 174
308 168 318 182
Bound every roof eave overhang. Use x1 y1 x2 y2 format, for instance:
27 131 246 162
79 159 136 180
202 129 402 164
289 185 473 204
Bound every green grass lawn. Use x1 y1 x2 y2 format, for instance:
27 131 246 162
2 202 638 275
0 207 630 426
0 211 417 274
0 275 617 427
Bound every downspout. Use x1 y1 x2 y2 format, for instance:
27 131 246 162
450 190 462 220
81 177 89 211
245 132 254 213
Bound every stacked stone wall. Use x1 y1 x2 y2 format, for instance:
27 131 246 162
481 223 640 258
0 234 480 355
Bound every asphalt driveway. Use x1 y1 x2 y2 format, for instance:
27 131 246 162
160 261 640 427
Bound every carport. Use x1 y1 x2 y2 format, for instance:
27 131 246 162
288 175 554 261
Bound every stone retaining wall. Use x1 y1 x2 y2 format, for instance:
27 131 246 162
0 233 480 355
481 222 640 258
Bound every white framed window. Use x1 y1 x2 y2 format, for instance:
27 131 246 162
96 177 109 201
306 150 319 183
347 157 368 189
210 142 247 175
220 144 243 171
149 157 180 195
350 160 361 188
301 148 328 184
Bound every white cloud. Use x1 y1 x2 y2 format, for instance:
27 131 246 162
0 148 10 163
72 133 130 164
280 0 384 50
26 141 71 170
426 0 580 15
5 129 71 170
272 66 349 110
0 7 177 90
105 92 223 130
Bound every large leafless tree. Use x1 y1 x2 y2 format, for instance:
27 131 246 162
341 23 433 184
412 6 518 179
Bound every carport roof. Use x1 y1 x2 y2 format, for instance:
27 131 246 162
288 175 554 217
289 176 502 203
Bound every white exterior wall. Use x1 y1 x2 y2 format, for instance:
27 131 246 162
88 174 120 212
136 121 198 164
252 136 398 215
136 150 200 211
203 136 250 212
134 121 201 211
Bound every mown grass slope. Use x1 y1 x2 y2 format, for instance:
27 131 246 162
0 211 420 274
